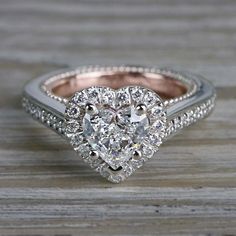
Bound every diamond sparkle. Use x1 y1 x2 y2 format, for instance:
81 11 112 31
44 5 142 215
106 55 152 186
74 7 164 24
65 86 167 170
22 66 216 183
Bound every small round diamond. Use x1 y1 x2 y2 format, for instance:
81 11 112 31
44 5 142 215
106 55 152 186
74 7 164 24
152 120 165 131
116 88 131 107
86 87 101 105
129 86 145 103
108 174 124 183
150 104 163 118
66 104 80 118
65 120 80 134
72 91 88 106
70 133 83 147
77 143 90 158
141 144 154 158
147 133 162 147
143 91 158 107
100 88 115 106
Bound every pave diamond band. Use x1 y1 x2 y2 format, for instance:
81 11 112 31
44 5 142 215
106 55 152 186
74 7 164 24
22 66 216 183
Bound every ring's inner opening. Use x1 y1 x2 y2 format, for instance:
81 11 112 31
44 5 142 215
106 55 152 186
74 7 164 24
46 71 189 100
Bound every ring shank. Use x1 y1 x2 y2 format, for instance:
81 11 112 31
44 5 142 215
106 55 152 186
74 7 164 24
22 66 216 140
45 71 189 100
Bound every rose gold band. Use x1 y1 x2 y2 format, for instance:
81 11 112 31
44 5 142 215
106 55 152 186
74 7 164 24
45 71 189 101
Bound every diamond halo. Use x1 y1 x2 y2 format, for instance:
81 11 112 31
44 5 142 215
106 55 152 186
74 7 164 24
64 86 167 183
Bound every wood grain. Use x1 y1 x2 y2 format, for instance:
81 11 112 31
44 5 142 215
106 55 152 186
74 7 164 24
0 0 236 235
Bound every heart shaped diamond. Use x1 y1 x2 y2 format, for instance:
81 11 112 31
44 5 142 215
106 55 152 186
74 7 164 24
64 86 167 182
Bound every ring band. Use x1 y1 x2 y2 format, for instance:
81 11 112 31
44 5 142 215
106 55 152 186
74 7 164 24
22 65 216 183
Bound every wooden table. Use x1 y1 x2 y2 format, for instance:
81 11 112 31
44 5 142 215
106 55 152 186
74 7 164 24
0 0 236 235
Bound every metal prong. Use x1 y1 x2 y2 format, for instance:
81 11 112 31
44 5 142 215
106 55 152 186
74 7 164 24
109 166 123 172
85 104 97 115
132 150 142 160
135 104 147 115
89 150 99 159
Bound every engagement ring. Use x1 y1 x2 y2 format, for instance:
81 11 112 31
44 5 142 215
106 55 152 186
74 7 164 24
22 66 216 183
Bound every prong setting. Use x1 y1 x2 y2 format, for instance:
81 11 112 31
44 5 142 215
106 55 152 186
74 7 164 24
85 103 97 115
64 85 167 182
23 66 216 183
89 150 99 159
135 104 147 116
132 150 142 160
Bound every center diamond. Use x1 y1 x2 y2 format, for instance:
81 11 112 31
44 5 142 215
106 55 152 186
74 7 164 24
82 105 150 169
65 86 167 173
